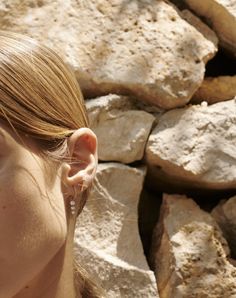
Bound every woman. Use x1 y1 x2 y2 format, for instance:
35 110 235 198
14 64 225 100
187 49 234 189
0 31 101 298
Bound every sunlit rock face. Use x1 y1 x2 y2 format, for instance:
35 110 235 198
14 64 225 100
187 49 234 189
0 0 217 109
151 194 236 298
146 99 236 189
183 0 236 56
86 94 155 163
212 195 236 256
74 163 158 298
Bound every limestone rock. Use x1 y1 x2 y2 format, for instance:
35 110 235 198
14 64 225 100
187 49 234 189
192 76 236 104
0 0 217 109
212 195 236 256
151 193 236 298
74 163 158 298
145 98 236 189
229 258 236 267
86 94 155 163
170 0 189 10
183 0 236 56
181 9 219 46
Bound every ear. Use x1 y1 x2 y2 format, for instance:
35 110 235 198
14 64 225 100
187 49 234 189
62 128 98 191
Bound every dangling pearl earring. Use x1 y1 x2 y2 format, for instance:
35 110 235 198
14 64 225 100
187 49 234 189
70 199 76 215
70 186 78 215
69 181 87 215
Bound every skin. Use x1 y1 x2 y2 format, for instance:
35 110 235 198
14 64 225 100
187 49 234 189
0 123 97 298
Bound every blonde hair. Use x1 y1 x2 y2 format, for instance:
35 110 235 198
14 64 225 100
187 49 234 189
0 30 88 140
0 30 102 297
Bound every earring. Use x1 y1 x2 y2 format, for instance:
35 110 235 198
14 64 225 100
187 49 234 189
69 181 88 215
70 186 78 215
70 199 76 215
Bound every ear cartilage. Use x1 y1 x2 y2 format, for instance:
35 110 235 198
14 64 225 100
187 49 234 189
81 183 86 192
70 200 76 215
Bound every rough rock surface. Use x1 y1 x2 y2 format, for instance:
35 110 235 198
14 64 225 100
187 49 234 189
145 98 236 189
183 0 236 56
86 94 155 163
151 194 236 298
180 9 219 46
191 76 236 104
0 0 217 108
74 163 158 298
212 195 236 256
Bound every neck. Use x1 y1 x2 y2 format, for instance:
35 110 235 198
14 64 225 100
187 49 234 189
13 218 79 298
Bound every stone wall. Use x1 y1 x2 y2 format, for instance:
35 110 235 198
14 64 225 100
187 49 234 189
1 0 236 297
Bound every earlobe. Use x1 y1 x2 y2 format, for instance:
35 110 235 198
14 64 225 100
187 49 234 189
62 128 97 190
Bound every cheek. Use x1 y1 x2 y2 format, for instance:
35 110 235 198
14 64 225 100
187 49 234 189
0 168 67 296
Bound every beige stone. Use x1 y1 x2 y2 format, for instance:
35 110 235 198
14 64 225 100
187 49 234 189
183 0 236 56
86 94 155 163
212 195 236 255
229 258 236 267
181 9 219 46
145 98 236 189
74 163 158 297
191 76 236 104
0 0 217 109
151 193 236 298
